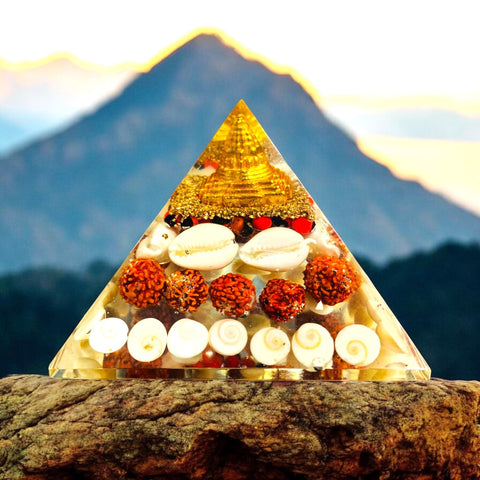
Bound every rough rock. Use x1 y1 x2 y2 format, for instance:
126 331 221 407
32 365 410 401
0 375 479 479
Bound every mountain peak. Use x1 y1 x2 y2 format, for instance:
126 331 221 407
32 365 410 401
1 36 479 272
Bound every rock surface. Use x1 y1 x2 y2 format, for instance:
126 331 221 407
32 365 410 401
0 375 479 479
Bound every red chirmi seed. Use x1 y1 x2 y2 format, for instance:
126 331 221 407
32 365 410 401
292 217 314 234
252 216 272 230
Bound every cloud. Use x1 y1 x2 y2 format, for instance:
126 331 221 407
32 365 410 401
322 95 480 117
324 104 480 141
0 58 136 143
2 0 479 101
357 135 480 217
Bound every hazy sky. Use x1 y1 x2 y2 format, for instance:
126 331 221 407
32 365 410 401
1 0 479 214
2 0 479 104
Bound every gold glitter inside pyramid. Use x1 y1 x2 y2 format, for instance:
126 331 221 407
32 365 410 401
49 100 431 381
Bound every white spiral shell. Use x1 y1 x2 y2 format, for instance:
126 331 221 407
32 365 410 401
127 318 167 362
250 327 291 365
208 319 248 356
167 318 209 360
335 324 381 366
239 227 314 271
292 323 334 370
136 223 177 262
168 223 238 270
89 317 128 354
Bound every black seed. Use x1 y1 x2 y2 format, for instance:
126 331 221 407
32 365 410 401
164 214 177 227
181 216 194 228
272 216 288 227
241 223 254 237
212 216 230 225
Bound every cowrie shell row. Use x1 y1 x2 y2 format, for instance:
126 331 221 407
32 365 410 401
168 223 238 270
239 227 314 271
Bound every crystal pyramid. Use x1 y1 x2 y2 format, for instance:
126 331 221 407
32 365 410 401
49 100 431 381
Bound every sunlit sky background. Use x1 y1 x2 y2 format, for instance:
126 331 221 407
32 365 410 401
1 0 479 215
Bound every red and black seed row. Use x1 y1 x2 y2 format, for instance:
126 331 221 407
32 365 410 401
164 211 315 241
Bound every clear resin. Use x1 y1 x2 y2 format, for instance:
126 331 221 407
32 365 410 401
49 100 431 381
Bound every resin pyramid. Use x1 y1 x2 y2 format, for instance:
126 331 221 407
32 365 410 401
49 100 431 380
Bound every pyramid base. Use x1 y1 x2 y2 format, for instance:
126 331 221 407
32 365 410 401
49 366 430 381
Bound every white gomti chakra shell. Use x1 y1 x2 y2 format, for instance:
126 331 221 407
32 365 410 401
250 327 291 366
127 318 167 362
167 318 209 360
209 319 248 356
239 227 314 271
335 324 381 366
168 223 238 270
292 323 334 370
136 223 177 262
89 317 128 354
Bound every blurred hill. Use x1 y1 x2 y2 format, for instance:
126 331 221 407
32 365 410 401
0 58 136 155
0 114 27 154
1 241 478 380
1 33 480 272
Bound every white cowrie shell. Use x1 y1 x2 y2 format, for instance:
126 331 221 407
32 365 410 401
239 227 313 271
168 223 238 270
305 225 341 258
89 317 128 354
127 318 167 362
136 223 177 263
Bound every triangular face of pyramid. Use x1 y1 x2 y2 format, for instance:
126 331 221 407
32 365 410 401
49 100 431 381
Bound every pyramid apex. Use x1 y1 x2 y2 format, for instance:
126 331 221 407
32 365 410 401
233 98 250 111
170 99 310 219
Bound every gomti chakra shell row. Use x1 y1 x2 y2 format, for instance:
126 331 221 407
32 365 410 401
89 314 380 370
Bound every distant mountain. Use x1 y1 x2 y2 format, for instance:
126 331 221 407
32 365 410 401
1 33 480 272
0 115 27 154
